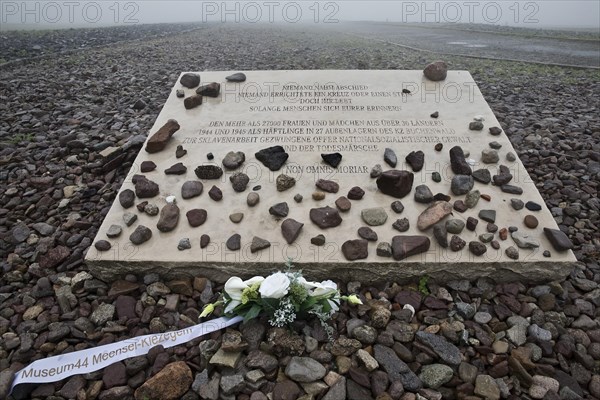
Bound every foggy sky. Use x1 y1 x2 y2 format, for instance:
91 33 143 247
2 1 599 30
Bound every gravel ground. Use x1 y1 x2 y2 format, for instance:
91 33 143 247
0 23 599 400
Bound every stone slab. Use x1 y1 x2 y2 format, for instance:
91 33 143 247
86 70 576 283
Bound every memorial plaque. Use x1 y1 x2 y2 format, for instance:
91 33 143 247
86 70 576 283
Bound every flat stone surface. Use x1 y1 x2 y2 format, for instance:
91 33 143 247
88 70 575 283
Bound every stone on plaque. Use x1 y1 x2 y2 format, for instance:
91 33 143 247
222 151 245 170
195 165 223 180
310 207 342 229
450 154 472 180
247 192 260 207
200 234 210 248
311 234 325 246
251 237 271 253
230 172 250 192
335 196 351 212
525 201 542 211
316 179 339 193
321 153 342 168
184 94 203 110
157 204 180 232
312 191 325 200
489 127 502 135
181 181 204 199
165 163 187 175
358 227 378 241
469 242 487 256
505 246 519 260
361 207 388 226
276 174 296 192
342 239 369 261
376 242 392 257
511 198 525 210
348 186 365 200
466 217 478 231
501 185 523 195
123 212 137 227
478 210 496 224
391 201 404 214
134 176 159 198
293 194 303 203
229 213 244 223
176 145 187 158
226 234 241 251
145 119 180 153
417 201 452 231
269 202 289 218
543 228 573 251
391 236 431 260
226 72 246 82
392 218 410 232
281 219 304 244
144 203 159 216
208 185 223 201
370 164 383 178
255 146 289 171
186 209 207 227
130 225 152 245
119 189 135 208
176 89 185 98
178 238 191 251
465 190 480 209
450 235 466 252
469 121 484 131
431 111 439 118
451 175 474 195
433 224 448 248
511 231 540 249
180 73 200 88
414 185 434 203
106 224 122 238
140 161 157 173
405 151 424 172
481 149 499 164
383 148 397 167
423 61 448 81
376 170 414 198
196 82 221 97
472 169 491 184
446 219 465 234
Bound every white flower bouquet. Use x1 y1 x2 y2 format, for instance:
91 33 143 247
200 262 362 330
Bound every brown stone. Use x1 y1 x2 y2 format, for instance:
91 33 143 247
391 236 431 260
417 201 453 230
376 170 414 198
39 246 70 269
145 119 180 153
524 215 538 229
134 361 192 400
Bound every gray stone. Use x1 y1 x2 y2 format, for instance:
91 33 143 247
512 231 540 249
281 218 304 244
414 185 434 203
90 303 115 326
376 242 392 257
222 151 245 170
106 224 122 238
419 364 454 389
481 149 499 163
250 237 271 253
122 212 137 227
384 147 397 167
285 357 326 382
373 344 422 391
129 225 152 245
451 175 474 195
361 207 388 226
182 181 204 199
416 331 462 366
446 219 465 234
178 238 191 251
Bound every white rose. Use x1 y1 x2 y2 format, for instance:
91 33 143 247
311 280 338 297
259 272 290 299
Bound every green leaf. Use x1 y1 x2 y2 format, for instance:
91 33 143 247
243 304 262 321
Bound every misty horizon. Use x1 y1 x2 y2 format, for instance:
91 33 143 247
1 1 599 31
